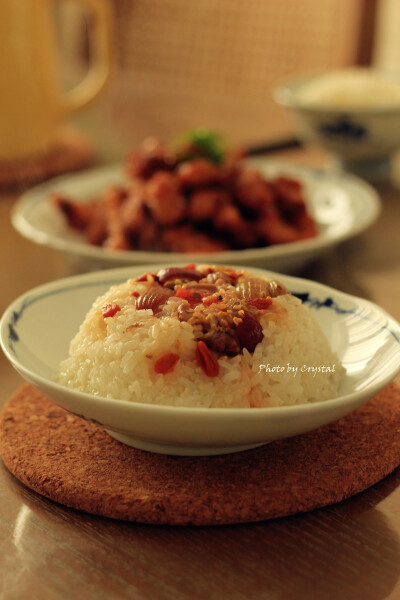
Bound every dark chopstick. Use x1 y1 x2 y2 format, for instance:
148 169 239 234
245 138 302 156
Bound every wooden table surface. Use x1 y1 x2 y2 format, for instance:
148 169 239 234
1 147 400 600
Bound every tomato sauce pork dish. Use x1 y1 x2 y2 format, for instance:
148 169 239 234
57 265 343 408
52 132 317 254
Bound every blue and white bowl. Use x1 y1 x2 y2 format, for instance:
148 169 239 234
275 68 400 174
1 265 400 456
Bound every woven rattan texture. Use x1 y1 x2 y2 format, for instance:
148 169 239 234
104 0 363 146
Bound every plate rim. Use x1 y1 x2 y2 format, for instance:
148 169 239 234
11 161 381 265
2 263 399 419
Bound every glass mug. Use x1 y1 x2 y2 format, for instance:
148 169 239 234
0 0 112 162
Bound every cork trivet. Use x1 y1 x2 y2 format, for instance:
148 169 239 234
0 128 94 190
1 383 400 526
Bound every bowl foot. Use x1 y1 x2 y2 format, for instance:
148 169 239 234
105 429 266 456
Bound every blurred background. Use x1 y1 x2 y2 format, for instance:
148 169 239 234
57 0 397 162
1 0 400 175
2 0 399 278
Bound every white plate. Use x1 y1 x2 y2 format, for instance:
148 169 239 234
1 265 399 456
12 160 381 273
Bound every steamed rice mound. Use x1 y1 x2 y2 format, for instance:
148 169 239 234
57 268 343 408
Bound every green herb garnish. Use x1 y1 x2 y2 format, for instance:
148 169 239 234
175 129 227 164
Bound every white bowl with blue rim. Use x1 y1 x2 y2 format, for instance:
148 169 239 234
275 68 400 178
1 265 400 456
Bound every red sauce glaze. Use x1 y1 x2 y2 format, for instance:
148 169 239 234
196 341 219 377
101 303 121 318
175 287 204 307
154 353 179 374
247 297 272 310
137 273 157 282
